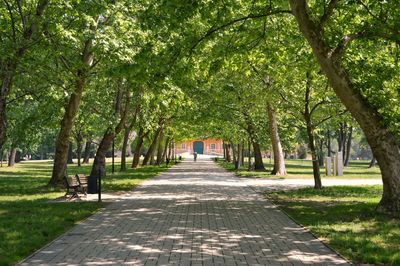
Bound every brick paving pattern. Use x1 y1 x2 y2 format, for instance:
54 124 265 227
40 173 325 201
20 159 350 265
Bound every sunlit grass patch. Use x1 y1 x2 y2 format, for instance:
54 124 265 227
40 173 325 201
269 186 400 265
0 158 171 266
218 159 381 179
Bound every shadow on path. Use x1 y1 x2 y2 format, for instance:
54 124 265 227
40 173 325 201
20 159 350 266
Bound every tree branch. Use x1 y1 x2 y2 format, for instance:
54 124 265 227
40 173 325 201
309 99 327 116
319 0 339 29
315 110 347 127
189 9 292 54
3 0 17 43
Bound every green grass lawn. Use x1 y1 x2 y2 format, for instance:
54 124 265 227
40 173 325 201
0 158 171 266
218 159 381 179
268 186 400 265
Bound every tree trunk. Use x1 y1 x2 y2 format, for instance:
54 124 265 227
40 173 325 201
76 139 82 167
291 0 400 215
267 103 287 175
252 141 265 171
327 129 332 157
8 148 16 167
161 137 170 164
120 123 133 171
67 142 74 164
167 141 172 161
83 140 91 164
245 116 265 171
223 141 226 159
231 142 237 167
225 144 231 162
236 143 242 169
142 128 163 166
156 134 164 165
88 130 114 193
318 139 324 167
304 72 322 189
241 142 245 165
132 128 146 168
344 126 353 166
369 156 376 168
49 37 95 186
247 138 252 170
88 91 130 193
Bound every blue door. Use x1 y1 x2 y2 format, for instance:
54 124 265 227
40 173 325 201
193 141 204 154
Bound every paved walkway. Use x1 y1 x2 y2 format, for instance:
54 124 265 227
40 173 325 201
21 159 350 266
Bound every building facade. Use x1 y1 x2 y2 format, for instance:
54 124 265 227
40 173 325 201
176 138 223 156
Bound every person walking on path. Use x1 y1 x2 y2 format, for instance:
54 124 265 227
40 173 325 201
193 152 197 161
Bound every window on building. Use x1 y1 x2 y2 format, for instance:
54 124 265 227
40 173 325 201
181 143 186 149
210 143 216 150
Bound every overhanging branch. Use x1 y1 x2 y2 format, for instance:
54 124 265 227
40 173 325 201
189 9 292 54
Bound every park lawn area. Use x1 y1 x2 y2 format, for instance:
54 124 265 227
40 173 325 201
0 158 170 266
218 159 381 179
269 186 400 265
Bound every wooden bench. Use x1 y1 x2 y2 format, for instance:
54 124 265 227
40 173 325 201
63 175 80 199
75 174 88 195
63 174 88 199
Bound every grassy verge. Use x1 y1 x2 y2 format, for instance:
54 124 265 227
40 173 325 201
269 186 400 265
218 159 381 179
0 158 171 266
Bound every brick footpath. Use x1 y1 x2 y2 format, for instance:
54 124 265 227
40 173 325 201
20 159 350 266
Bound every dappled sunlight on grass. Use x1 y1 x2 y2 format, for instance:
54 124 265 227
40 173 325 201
0 158 171 266
269 186 400 265
219 159 381 179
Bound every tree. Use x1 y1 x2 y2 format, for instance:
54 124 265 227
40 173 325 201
0 0 49 149
289 0 400 215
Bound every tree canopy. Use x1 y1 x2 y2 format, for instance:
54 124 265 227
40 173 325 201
1 0 399 216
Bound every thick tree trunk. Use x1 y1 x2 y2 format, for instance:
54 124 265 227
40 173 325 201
156 134 164 165
8 148 16 167
67 142 74 164
369 156 376 168
143 128 163 166
267 103 287 175
83 140 91 164
132 128 146 168
88 131 114 193
291 0 400 213
245 116 265 171
252 141 265 171
88 92 129 193
344 127 353 166
50 37 94 186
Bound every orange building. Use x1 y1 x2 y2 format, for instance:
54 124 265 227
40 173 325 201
176 138 224 156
